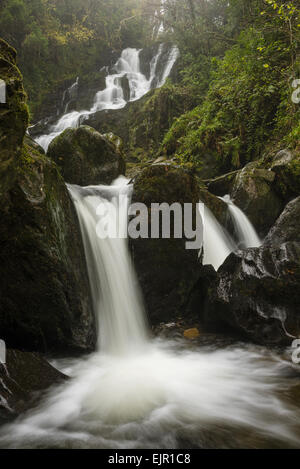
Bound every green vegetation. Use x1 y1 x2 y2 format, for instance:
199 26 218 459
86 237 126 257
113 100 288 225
0 0 299 173
0 0 155 117
162 0 299 175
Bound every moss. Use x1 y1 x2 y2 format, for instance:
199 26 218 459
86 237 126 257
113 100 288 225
0 38 29 197
47 125 125 185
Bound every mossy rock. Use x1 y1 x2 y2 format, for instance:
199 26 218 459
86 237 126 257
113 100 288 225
0 38 29 197
47 125 125 185
199 188 229 228
84 81 196 161
269 149 300 202
0 143 96 353
230 165 283 237
131 164 202 324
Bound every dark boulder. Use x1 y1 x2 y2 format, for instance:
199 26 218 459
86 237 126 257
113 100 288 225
0 143 96 353
0 42 96 353
131 164 202 325
47 125 125 186
199 188 229 228
0 349 67 423
206 242 300 345
264 197 300 245
230 164 283 238
0 39 29 196
268 149 300 202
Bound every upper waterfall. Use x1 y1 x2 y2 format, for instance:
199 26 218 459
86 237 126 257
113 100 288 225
35 44 179 151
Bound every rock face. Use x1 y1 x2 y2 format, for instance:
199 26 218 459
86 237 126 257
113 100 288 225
131 164 202 325
268 149 300 202
204 198 300 345
264 197 300 245
0 39 29 196
47 125 125 186
206 242 300 345
0 349 67 423
230 164 283 238
0 40 96 353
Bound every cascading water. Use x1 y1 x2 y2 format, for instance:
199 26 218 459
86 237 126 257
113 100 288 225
199 203 236 271
35 44 179 151
67 178 147 354
1 177 300 449
221 195 262 249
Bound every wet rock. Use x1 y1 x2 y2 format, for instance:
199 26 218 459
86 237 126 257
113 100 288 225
0 42 96 353
264 197 300 245
207 170 239 197
199 188 229 228
0 39 29 196
131 164 201 325
120 75 130 102
206 242 300 345
47 125 125 185
230 164 283 238
269 149 300 203
0 349 67 423
0 143 96 353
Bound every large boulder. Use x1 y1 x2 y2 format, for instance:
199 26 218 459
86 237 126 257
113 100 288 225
203 196 300 345
131 164 202 325
0 39 29 197
264 197 300 245
0 143 96 353
47 125 125 186
268 149 300 202
199 187 229 228
230 164 283 238
205 242 300 345
0 349 67 423
0 41 96 353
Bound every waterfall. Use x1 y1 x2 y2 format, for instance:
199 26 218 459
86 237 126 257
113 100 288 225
0 179 300 448
199 203 237 271
221 195 262 249
68 177 147 354
35 44 179 151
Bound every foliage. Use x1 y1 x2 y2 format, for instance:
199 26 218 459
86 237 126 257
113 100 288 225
162 0 300 174
0 0 154 116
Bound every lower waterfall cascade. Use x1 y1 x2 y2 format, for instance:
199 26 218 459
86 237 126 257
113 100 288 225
1 178 300 449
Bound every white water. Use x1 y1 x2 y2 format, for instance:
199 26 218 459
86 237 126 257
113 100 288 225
199 203 236 271
1 177 300 449
35 44 179 151
67 177 147 354
221 195 262 249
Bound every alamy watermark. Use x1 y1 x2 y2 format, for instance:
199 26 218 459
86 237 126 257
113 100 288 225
95 197 204 250
0 79 6 104
291 339 300 364
291 79 300 104
0 339 6 365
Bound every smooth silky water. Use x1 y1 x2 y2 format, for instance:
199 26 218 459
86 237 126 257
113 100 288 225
35 44 179 152
1 177 300 449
